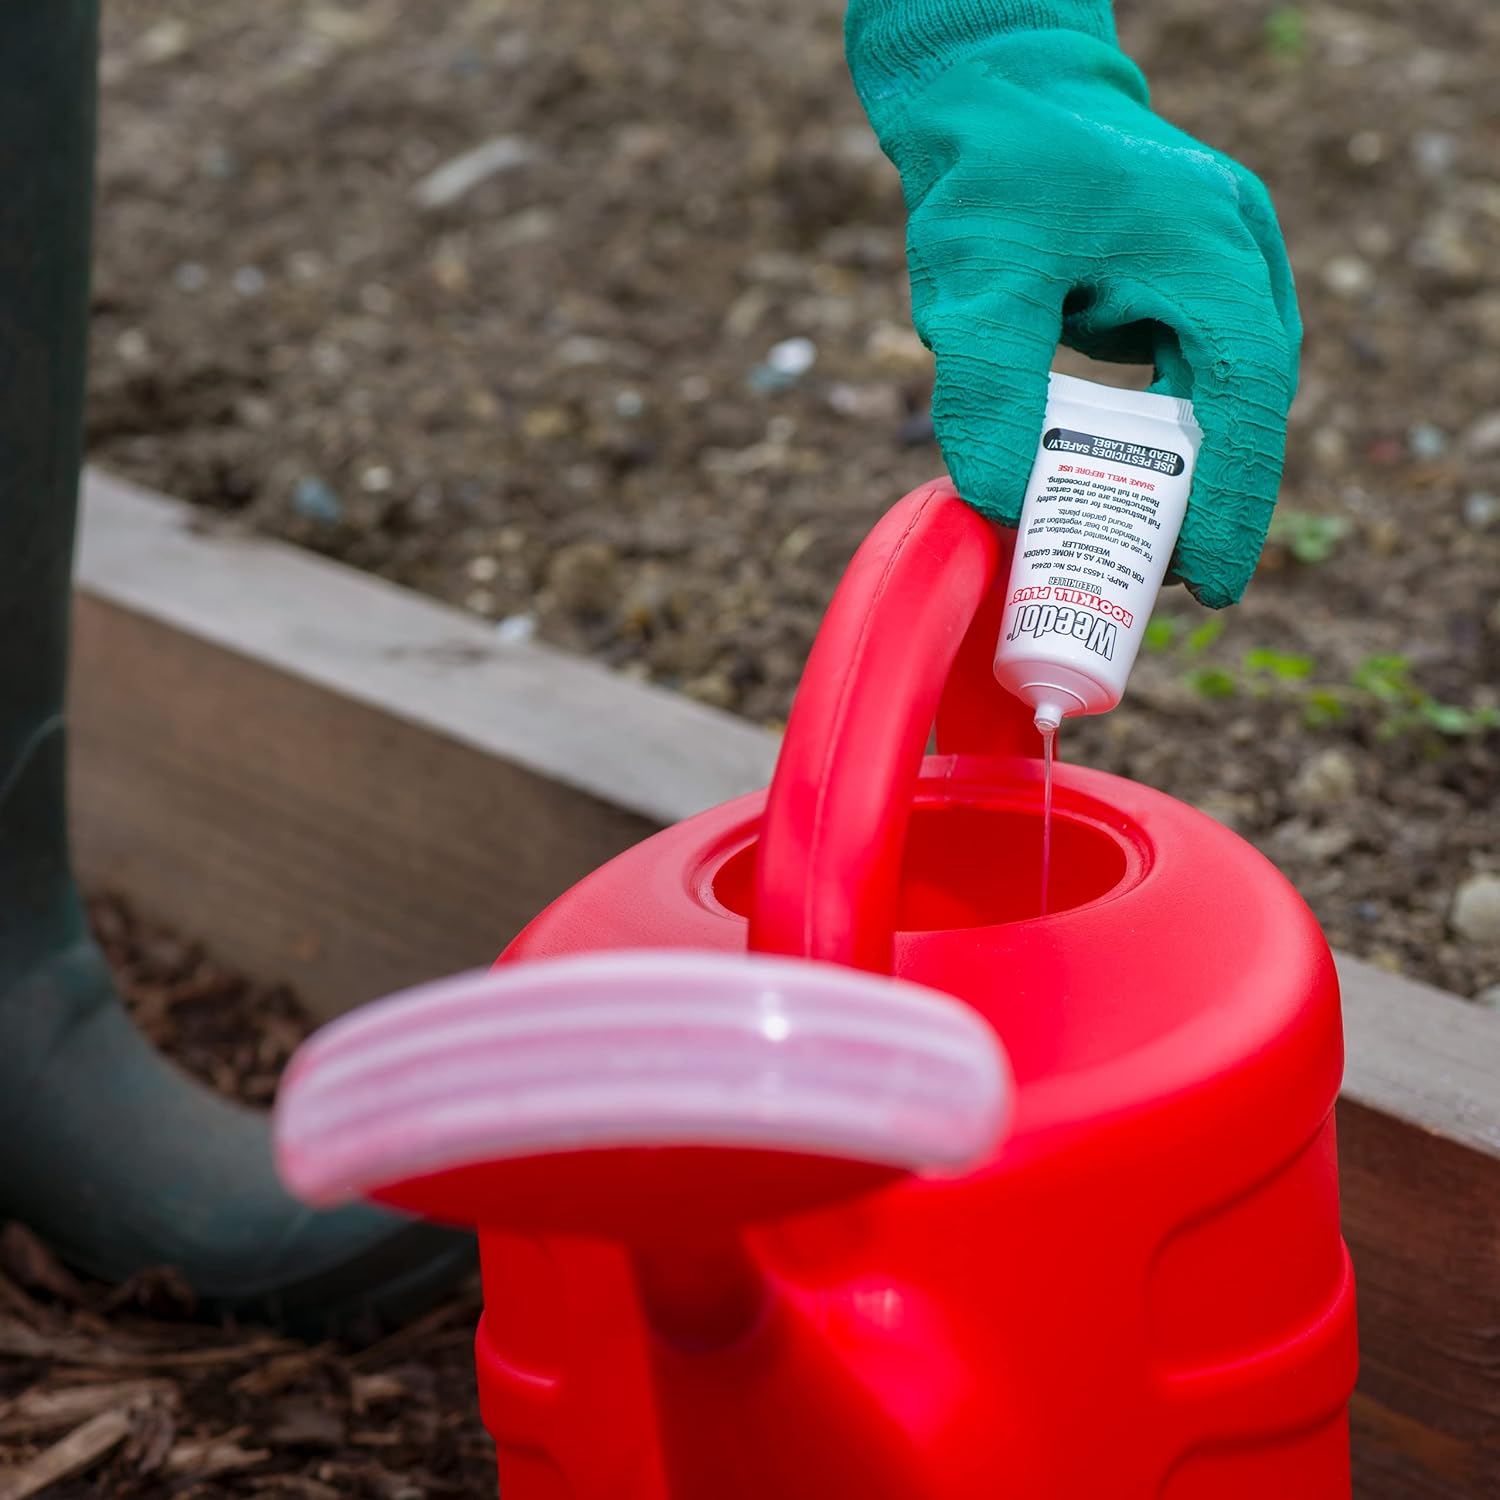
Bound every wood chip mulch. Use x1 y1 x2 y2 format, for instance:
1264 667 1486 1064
0 899 495 1500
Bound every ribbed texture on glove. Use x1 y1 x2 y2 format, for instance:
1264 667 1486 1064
847 0 1116 97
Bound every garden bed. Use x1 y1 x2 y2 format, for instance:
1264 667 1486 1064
88 0 1500 999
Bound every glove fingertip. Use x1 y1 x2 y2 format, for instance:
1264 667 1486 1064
1180 573 1242 611
1173 492 1257 610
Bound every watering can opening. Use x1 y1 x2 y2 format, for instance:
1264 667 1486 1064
708 793 1134 931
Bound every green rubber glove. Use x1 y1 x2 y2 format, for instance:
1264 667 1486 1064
846 1 1301 607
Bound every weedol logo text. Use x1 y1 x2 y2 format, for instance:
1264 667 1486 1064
1005 602 1119 661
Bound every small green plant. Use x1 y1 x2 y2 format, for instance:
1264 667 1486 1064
1182 645 1316 702
1349 653 1411 702
1141 611 1236 697
1185 617 1225 654
1243 647 1315 682
1267 509 1351 565
1143 617 1182 654
1186 665 1238 700
1348 653 1500 740
1301 688 1348 731
1264 5 1308 60
1151 613 1234 697
1145 624 1496 746
1419 701 1498 735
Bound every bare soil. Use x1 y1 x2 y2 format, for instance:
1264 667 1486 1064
86 1 1500 997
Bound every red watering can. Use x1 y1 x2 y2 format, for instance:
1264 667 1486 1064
275 480 1357 1498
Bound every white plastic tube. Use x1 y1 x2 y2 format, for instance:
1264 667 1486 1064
992 373 1203 730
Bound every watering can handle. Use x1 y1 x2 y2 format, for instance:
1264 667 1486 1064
750 479 1039 975
271 480 1024 1240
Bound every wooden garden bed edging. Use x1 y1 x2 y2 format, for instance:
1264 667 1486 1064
1338 957 1499 1497
70 468 778 1018
71 469 1499 1497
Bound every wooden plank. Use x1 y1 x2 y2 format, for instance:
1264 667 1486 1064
69 469 1500 1494
1336 954 1500 1499
70 469 777 1017
1339 953 1500 1159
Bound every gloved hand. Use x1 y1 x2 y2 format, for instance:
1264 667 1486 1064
846 1 1301 607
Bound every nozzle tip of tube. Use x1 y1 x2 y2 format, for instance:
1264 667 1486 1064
1031 700 1066 734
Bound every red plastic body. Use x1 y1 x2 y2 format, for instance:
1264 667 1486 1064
454 482 1356 1495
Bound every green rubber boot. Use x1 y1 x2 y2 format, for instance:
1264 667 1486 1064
0 0 472 1335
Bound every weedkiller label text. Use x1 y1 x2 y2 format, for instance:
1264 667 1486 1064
1043 427 1185 476
1005 601 1119 661
1007 585 1134 628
